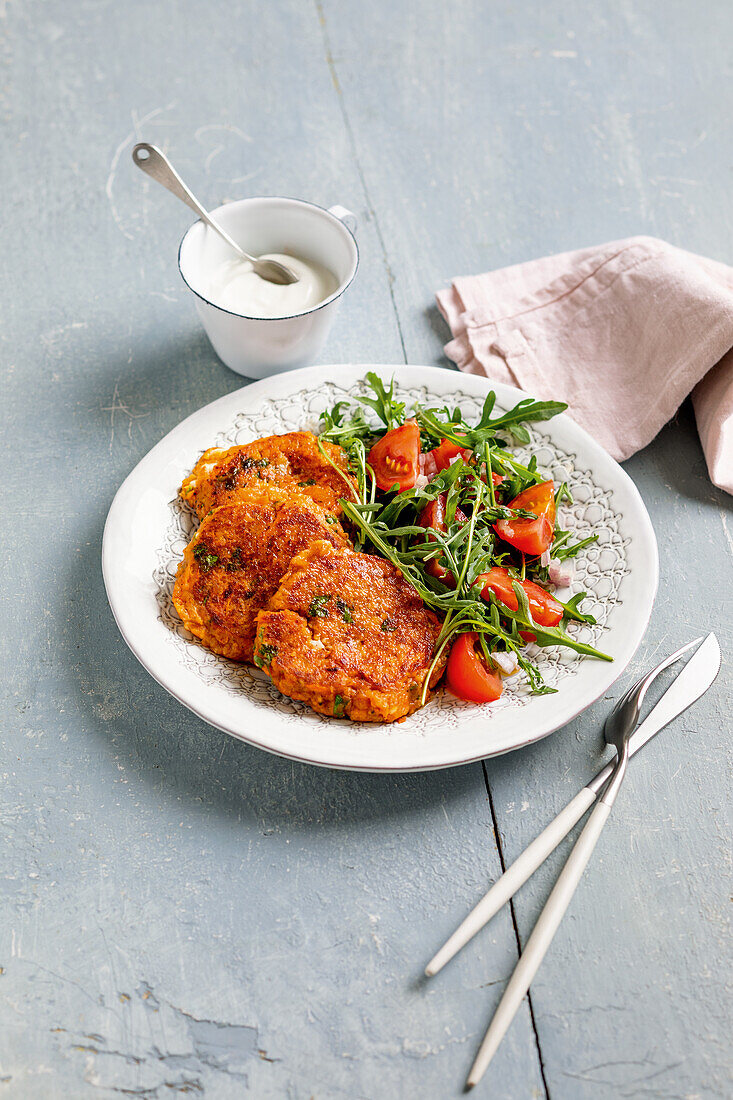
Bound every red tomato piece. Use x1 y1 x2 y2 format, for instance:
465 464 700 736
429 438 473 472
418 494 444 536
494 480 556 557
418 493 468 583
476 566 563 628
521 579 563 627
368 420 421 492
418 493 469 531
427 437 505 490
446 632 504 703
478 470 505 488
476 566 520 610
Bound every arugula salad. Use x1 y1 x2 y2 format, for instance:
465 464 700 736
317 373 610 705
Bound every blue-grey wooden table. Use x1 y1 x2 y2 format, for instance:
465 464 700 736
2 2 731 1097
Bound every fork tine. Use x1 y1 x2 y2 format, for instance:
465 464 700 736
632 636 702 710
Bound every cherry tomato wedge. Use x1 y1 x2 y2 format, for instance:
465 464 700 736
494 480 556 557
476 566 563 628
478 469 506 488
368 420 421 492
446 632 504 703
427 438 504 487
429 438 473 472
418 493 468 583
418 493 469 531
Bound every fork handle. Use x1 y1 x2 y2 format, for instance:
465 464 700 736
425 786 596 977
467 799 612 1087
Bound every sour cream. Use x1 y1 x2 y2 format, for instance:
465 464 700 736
204 252 339 318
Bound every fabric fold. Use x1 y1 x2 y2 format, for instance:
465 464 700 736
437 236 733 494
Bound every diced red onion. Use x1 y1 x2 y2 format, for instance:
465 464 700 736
540 549 551 567
419 451 438 478
548 559 575 587
492 650 519 676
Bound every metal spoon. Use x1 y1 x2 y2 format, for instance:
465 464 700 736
132 143 298 286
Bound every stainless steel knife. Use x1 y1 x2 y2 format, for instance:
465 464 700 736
425 632 722 977
585 631 721 794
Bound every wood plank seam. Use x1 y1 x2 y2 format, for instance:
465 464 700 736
483 760 552 1100
313 9 553 1087
314 0 408 363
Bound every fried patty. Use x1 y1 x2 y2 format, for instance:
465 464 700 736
172 491 350 662
254 542 446 722
179 432 357 520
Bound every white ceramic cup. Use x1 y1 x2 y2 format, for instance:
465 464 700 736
178 197 358 378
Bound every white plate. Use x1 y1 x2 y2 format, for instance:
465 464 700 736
102 364 658 772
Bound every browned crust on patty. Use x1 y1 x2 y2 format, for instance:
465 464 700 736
179 432 357 520
172 491 350 663
254 541 446 722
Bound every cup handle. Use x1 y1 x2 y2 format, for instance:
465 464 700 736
328 205 357 234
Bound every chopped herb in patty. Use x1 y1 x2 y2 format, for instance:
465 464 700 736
192 542 219 573
308 594 332 618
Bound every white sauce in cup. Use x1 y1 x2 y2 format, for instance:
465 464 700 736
204 253 339 318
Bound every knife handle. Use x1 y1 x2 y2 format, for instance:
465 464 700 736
467 799 613 1087
425 786 596 977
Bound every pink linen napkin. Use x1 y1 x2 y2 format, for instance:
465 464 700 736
436 236 733 494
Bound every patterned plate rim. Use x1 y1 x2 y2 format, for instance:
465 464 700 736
102 363 659 771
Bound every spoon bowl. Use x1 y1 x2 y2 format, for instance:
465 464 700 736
132 143 298 286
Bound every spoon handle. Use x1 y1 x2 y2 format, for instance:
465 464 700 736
132 142 247 261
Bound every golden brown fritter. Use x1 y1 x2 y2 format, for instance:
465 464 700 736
254 542 446 722
179 432 357 520
172 491 350 663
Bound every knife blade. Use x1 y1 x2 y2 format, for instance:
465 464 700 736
425 631 722 977
587 631 721 794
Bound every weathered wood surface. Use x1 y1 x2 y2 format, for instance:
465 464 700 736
1 1 731 1097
